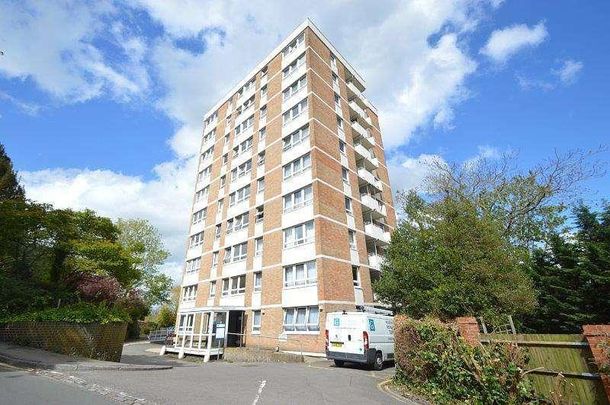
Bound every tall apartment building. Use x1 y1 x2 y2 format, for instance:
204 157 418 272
172 19 396 358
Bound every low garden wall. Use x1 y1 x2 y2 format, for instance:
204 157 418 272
0 321 127 362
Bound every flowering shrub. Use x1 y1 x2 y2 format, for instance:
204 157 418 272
70 272 121 303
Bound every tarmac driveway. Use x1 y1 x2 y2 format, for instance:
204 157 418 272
64 342 409 404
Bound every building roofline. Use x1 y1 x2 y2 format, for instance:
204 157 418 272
202 18 368 121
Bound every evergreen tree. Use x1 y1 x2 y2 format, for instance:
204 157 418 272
526 203 610 332
0 143 25 201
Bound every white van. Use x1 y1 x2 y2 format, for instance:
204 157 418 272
325 307 394 370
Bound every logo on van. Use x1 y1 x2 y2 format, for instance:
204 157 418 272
368 319 375 331
334 318 340 327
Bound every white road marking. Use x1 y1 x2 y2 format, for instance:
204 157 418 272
252 379 267 405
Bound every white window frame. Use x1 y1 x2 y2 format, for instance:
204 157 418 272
349 230 357 250
254 237 263 256
283 221 314 249
182 285 197 302
283 33 304 57
282 98 308 126
257 178 265 194
229 274 246 295
252 310 261 333
254 272 262 293
231 160 252 181
283 306 319 332
283 153 311 180
283 185 313 213
282 125 310 151
209 281 216 297
233 136 253 157
185 257 201 273
192 208 207 224
283 74 307 102
229 185 251 206
190 232 204 248
283 52 305 80
283 261 317 288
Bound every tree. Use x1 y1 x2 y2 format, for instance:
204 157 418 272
424 148 605 247
525 203 610 332
374 192 537 321
0 143 25 201
116 218 171 306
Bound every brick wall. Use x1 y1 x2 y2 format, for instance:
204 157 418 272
583 324 610 401
0 321 127 362
456 317 481 347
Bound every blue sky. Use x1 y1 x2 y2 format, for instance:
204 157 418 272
1 1 608 279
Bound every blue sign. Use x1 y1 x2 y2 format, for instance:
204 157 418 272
334 318 340 327
368 319 376 331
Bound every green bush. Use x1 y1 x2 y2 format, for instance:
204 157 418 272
394 317 541 404
0 302 129 324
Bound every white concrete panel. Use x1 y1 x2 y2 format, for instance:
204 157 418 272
222 260 247 278
282 242 316 266
282 285 318 307
282 139 311 165
220 294 245 308
282 204 314 229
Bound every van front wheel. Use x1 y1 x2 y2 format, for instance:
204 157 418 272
334 360 344 367
373 352 383 371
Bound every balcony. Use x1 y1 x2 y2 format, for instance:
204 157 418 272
353 143 378 169
282 42 306 69
346 80 364 100
351 121 375 148
368 254 385 270
360 193 387 218
357 166 382 191
364 220 391 244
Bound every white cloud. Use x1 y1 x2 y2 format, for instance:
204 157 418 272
481 22 548 63
0 1 148 102
552 59 583 85
387 153 446 192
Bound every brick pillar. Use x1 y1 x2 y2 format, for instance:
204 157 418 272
583 325 610 401
456 317 480 347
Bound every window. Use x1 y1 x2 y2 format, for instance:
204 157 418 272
224 133 230 144
215 224 221 239
259 127 266 140
352 266 360 287
283 153 311 179
203 129 215 144
337 117 344 132
257 177 265 193
284 33 304 56
332 73 339 85
282 125 309 151
339 140 346 154
197 166 211 182
345 197 352 214
283 98 307 125
242 95 255 110
220 175 226 187
334 93 340 108
224 242 248 263
283 52 305 79
192 208 207 224
221 278 229 296
260 105 267 119
209 281 216 297
252 310 261 332
283 185 313 213
233 136 253 157
254 272 262 293
261 84 267 97
261 66 268 80
235 115 254 135
283 75 307 102
229 185 251 206
284 261 317 288
254 237 263 256
227 212 249 233
230 274 246 295
330 53 337 69
231 160 252 181
255 205 264 222
190 232 204 248
349 230 357 250
283 221 314 248
185 257 201 273
257 152 265 166
217 199 224 214
195 186 209 202
283 306 319 332
222 153 228 165
201 146 214 162
342 167 349 183
212 251 219 267
182 285 197 302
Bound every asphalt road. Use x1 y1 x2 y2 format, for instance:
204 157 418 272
0 343 410 404
0 363 113 405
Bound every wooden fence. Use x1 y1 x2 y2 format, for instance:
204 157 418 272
482 333 608 404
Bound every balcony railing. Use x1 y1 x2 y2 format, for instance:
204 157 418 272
351 121 375 147
357 166 382 190
364 220 391 244
368 254 385 270
360 193 387 217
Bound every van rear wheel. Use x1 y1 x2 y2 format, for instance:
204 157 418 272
333 360 344 367
372 352 383 371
